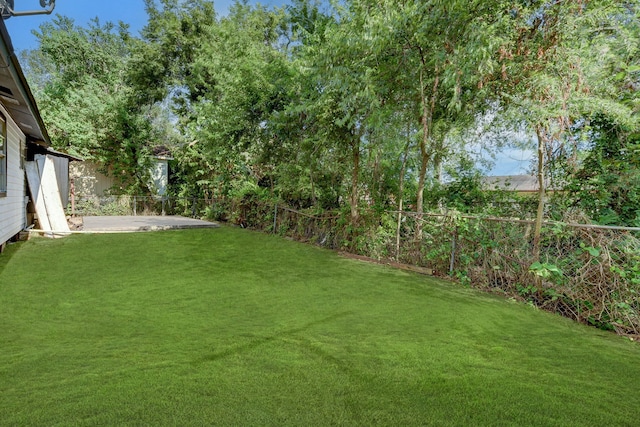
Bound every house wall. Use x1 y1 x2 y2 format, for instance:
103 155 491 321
0 103 27 245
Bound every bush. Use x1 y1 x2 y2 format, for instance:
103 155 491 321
71 196 132 216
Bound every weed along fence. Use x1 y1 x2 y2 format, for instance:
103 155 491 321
72 195 640 337
72 195 204 217
417 214 640 336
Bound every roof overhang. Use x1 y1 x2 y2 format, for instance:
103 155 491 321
45 146 83 162
0 18 50 147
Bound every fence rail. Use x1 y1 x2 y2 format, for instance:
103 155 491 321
70 195 640 338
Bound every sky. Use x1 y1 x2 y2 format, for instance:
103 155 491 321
481 147 533 176
5 0 288 50
4 0 532 176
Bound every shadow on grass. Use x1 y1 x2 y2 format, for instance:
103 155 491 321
198 311 354 364
0 240 22 272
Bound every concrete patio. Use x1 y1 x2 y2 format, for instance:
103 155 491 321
80 216 219 232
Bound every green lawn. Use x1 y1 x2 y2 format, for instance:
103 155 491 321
1 227 639 426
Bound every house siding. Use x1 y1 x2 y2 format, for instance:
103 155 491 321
0 103 26 244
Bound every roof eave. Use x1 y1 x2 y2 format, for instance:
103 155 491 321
0 18 51 147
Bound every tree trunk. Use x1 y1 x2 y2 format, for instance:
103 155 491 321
434 150 443 185
396 136 411 259
309 169 316 206
416 108 429 240
373 146 381 206
350 135 360 224
415 64 439 241
533 125 547 259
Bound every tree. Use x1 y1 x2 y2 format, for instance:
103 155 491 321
561 2 640 226
145 2 297 203
130 0 217 106
494 0 639 255
297 1 376 223
337 0 510 237
567 120 640 226
23 16 157 193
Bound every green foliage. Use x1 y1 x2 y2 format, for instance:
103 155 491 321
133 0 217 105
581 244 601 258
529 261 563 281
491 0 640 246
24 16 160 194
564 120 640 226
17 0 640 237
71 197 132 216
228 180 270 204
427 172 488 213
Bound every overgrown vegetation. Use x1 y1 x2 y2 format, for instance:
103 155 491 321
1 229 640 425
17 1 640 335
21 0 639 223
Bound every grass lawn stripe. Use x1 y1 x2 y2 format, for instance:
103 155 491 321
0 226 639 425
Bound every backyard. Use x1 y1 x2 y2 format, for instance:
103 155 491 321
1 227 639 425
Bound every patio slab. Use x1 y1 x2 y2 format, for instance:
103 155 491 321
81 216 219 232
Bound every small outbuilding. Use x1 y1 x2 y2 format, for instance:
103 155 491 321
70 146 173 199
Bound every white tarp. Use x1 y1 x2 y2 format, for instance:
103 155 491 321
25 154 70 237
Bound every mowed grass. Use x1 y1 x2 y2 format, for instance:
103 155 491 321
1 227 639 426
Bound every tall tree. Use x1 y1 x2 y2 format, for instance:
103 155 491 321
131 0 217 106
23 16 157 193
299 1 377 223
495 0 639 255
154 2 295 201
348 0 509 236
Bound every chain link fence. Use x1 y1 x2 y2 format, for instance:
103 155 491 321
70 195 640 337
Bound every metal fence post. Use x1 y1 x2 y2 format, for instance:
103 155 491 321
133 196 137 216
161 197 166 216
192 197 197 218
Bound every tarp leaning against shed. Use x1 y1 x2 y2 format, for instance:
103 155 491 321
25 160 50 236
25 154 70 237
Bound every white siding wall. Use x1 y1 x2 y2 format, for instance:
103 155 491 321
0 104 26 244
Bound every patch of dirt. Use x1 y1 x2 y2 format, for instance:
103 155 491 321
338 252 433 276
67 216 83 231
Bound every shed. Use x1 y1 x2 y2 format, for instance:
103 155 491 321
70 146 173 199
29 143 83 207
149 146 173 197
69 161 116 199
